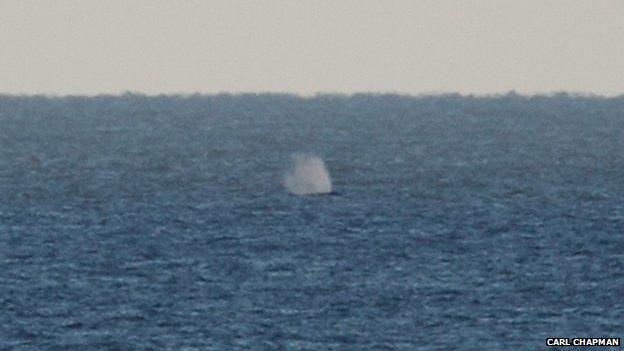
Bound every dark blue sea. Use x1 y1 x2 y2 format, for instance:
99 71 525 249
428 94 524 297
1 94 623 350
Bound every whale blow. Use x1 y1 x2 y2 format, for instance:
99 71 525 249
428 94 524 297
284 154 332 195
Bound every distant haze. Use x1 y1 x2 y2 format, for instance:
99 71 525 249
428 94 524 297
1 0 623 96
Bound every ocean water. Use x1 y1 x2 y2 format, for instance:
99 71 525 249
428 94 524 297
0 93 623 350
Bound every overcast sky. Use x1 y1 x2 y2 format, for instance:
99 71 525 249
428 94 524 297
1 0 623 95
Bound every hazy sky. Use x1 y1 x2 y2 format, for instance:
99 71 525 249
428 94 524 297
1 0 623 95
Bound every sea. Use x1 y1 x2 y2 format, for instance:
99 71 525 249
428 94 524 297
1 93 622 350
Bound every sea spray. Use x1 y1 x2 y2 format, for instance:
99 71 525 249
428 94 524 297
284 154 332 195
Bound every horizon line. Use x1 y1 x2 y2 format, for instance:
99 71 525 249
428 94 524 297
1 90 624 99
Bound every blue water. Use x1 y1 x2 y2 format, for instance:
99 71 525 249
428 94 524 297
1 94 623 350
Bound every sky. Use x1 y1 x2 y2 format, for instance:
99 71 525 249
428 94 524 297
1 0 623 96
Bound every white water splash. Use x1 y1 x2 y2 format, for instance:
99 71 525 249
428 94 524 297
284 154 332 195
